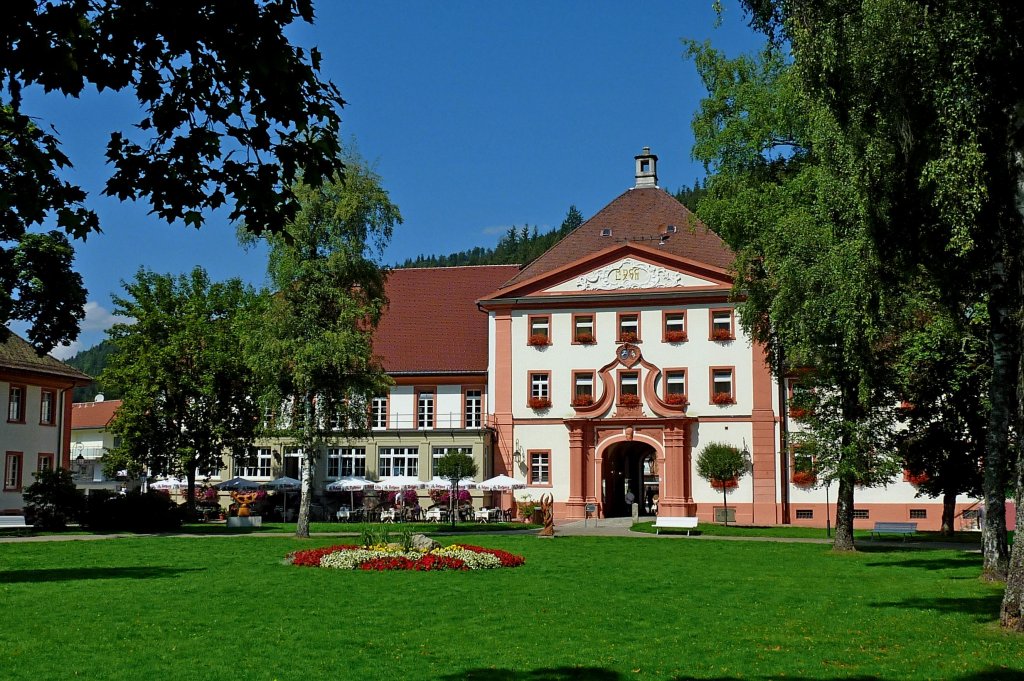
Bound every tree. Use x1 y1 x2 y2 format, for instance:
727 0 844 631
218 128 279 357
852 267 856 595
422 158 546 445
23 467 84 531
101 267 260 516
243 154 401 538
696 442 748 525
1 1 344 352
736 0 1024 623
688 40 904 550
435 450 478 528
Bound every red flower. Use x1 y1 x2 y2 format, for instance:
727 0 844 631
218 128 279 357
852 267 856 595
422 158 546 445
575 332 595 344
711 328 733 341
619 331 638 343
904 470 929 485
792 470 817 486
528 333 551 346
572 395 594 407
710 478 739 490
619 394 641 407
712 392 734 405
664 330 687 343
664 393 687 406
528 397 552 409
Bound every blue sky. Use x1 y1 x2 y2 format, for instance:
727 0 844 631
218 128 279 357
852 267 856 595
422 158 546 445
14 1 766 357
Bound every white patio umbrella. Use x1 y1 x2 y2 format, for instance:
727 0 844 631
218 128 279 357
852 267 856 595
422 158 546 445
326 476 375 515
373 476 425 491
424 476 478 490
150 477 188 490
477 474 527 519
263 476 301 522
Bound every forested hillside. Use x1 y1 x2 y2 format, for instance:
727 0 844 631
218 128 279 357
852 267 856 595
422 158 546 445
65 340 119 403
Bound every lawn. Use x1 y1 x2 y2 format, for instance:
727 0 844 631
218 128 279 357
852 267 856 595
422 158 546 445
1 534 1020 680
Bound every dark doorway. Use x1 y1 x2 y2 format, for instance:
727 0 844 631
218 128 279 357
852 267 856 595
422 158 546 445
601 441 657 517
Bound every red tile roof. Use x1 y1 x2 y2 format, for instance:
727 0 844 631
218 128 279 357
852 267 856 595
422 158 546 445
72 399 121 429
499 187 733 289
373 265 521 373
0 332 92 383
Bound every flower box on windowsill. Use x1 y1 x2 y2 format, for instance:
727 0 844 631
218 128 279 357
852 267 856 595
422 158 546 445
619 332 638 343
571 395 594 408
711 328 734 342
710 478 739 490
574 332 595 344
528 334 551 347
904 471 929 486
789 407 809 419
619 394 641 408
664 393 687 406
664 330 688 343
791 470 817 486
528 397 552 410
712 393 735 406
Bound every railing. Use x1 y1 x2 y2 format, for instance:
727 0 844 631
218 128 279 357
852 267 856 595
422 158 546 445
379 412 489 430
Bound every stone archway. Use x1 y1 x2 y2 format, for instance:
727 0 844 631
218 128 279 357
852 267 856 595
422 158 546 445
601 440 656 518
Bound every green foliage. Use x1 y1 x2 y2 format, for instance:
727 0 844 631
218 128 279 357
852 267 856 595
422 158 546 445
64 340 120 402
22 468 84 530
82 491 183 533
696 442 747 486
673 178 708 211
1 2 345 352
242 151 400 538
101 267 260 509
435 450 478 527
398 204 583 268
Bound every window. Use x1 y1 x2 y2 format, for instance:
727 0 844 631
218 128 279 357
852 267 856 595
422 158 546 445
710 309 734 340
432 446 472 475
619 371 640 407
417 391 434 430
528 372 551 408
371 396 387 430
600 228 612 237
39 390 55 425
711 368 734 404
464 390 482 428
528 315 551 345
328 447 366 478
663 311 687 342
4 452 23 490
37 453 54 473
573 314 595 343
573 371 595 407
239 447 272 477
529 450 550 485
795 509 814 520
8 385 25 423
198 455 223 479
618 313 640 342
379 447 418 477
852 509 870 519
909 509 927 520
664 370 687 405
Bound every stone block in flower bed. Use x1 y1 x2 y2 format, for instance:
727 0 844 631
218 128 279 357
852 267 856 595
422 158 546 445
286 541 525 571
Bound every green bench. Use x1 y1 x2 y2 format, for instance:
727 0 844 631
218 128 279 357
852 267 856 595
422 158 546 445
870 521 917 540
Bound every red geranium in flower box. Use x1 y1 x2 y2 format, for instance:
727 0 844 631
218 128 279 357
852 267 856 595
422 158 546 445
712 392 734 405
571 395 594 407
619 331 638 343
575 332 595 344
664 393 687 406
904 470 929 485
528 397 552 409
619 394 641 407
710 478 739 490
792 470 817 486
711 328 733 341
528 333 550 346
664 330 688 343
789 407 809 419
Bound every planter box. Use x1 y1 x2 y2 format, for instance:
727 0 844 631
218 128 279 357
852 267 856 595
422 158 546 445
227 516 263 528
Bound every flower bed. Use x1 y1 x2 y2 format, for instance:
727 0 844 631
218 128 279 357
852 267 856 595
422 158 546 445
287 543 525 571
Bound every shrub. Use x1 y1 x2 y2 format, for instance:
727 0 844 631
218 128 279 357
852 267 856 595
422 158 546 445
23 468 84 530
84 490 184 532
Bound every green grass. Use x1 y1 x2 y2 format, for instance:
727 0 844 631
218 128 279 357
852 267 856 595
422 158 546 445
1 534 1020 680
630 521 986 544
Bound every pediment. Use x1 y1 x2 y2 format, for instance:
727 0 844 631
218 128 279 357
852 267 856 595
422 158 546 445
541 256 723 294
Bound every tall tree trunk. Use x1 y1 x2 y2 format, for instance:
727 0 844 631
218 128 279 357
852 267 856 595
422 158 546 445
295 393 316 539
186 468 196 520
940 491 956 537
998 111 1024 628
833 478 856 551
983 259 1013 581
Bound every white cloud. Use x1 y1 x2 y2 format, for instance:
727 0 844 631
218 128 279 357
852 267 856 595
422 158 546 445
480 225 512 236
49 340 82 361
80 301 132 332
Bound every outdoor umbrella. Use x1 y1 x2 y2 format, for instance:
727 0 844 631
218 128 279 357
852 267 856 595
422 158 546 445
326 476 374 515
215 476 260 491
373 476 424 491
477 474 527 518
263 476 301 522
150 477 188 491
424 476 477 490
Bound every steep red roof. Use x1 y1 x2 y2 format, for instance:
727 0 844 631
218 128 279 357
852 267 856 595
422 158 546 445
72 399 121 429
373 265 521 373
499 187 733 289
0 332 92 383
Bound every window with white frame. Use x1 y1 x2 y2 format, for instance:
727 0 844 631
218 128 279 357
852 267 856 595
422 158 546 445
37 453 54 472
665 370 686 400
4 452 22 490
432 446 472 475
620 372 639 397
574 372 594 399
464 390 482 428
619 313 639 342
239 447 273 478
711 310 733 339
379 447 418 477
39 390 55 425
371 396 387 429
8 385 24 422
712 369 734 402
528 316 550 344
574 315 594 342
417 392 434 429
664 312 686 340
530 373 549 400
328 447 366 478
529 451 550 485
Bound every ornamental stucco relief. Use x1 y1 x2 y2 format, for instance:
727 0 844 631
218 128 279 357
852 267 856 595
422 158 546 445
571 258 701 291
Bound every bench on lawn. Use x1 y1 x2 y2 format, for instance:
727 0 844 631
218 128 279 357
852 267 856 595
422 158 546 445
870 521 917 540
0 515 30 530
653 516 699 535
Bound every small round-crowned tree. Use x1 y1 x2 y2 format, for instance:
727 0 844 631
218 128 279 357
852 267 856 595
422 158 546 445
696 442 748 525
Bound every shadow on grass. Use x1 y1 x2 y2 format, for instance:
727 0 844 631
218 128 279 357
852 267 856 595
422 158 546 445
0 566 203 584
440 668 1024 681
871 594 1004 623
862 553 981 570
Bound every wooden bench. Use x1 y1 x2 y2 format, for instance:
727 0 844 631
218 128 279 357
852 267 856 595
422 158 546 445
653 516 699 535
0 515 31 530
870 521 917 540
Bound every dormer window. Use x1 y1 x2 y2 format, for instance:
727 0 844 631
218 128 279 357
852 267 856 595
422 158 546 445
601 228 612 237
666 225 677 234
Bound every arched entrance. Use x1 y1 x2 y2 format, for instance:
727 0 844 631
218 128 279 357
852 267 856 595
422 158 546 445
601 441 657 517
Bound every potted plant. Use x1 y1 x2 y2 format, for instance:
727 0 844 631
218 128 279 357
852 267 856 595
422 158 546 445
619 331 638 343
619 394 641 407
664 330 687 343
575 332 595 344
710 477 739 490
528 396 552 410
711 328 733 341
664 393 687 406
528 333 551 346
712 392 734 405
572 394 594 407
517 496 537 522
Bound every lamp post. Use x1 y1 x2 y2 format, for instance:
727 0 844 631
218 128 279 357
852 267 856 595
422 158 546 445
73 442 86 477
